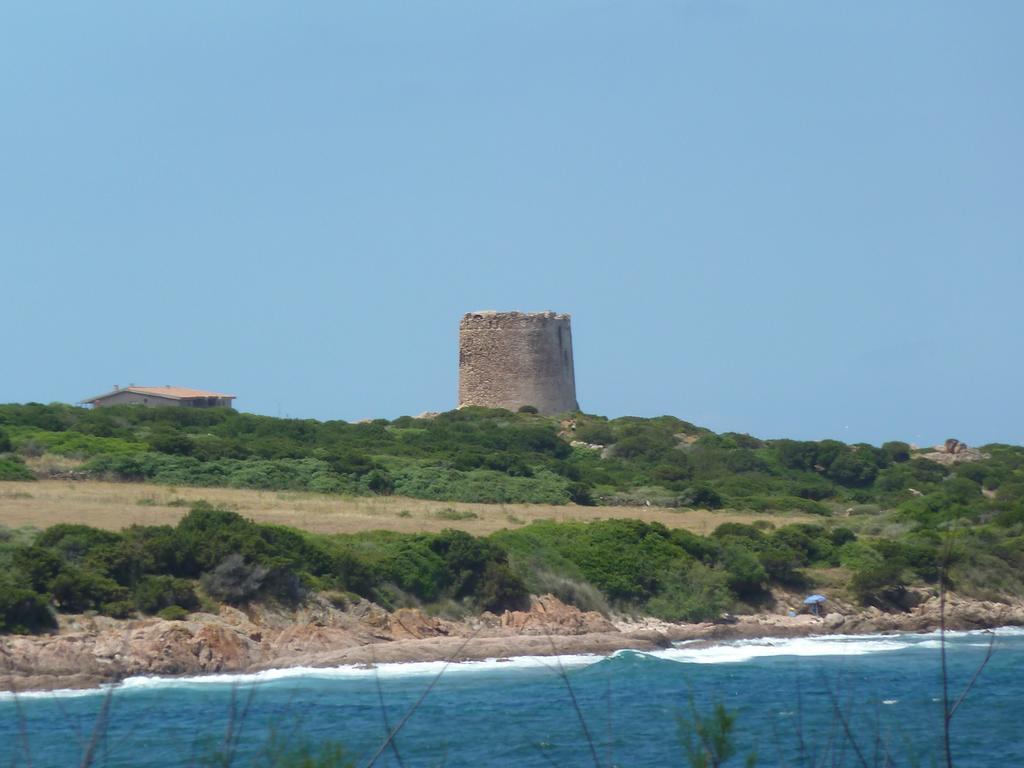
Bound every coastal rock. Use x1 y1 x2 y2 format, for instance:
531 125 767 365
824 613 846 629
270 625 365 656
3 591 1023 693
387 609 450 640
0 618 263 682
499 595 616 635
623 628 672 648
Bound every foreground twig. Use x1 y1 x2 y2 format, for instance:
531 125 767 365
371 642 406 768
948 630 995 720
79 686 114 768
820 675 870 768
364 627 481 768
216 681 259 767
543 630 601 768
4 676 34 768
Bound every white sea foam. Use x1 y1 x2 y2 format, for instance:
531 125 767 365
0 653 606 701
647 625 1021 665
114 653 605 691
651 635 912 664
0 685 116 701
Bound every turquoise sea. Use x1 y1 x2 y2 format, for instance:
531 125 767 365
2 629 1021 767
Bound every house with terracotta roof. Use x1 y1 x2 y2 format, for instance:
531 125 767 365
82 385 235 409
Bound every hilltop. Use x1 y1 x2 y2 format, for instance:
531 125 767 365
3 401 1021 516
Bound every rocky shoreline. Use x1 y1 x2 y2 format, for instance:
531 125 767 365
2 591 1022 694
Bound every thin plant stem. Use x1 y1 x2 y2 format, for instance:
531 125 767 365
78 687 114 768
364 627 481 768
371 643 406 768
542 631 601 768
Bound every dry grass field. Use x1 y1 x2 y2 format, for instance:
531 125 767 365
0 480 815 537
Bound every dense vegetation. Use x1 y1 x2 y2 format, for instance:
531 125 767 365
2 500 1022 633
3 403 1024 519
0 503 528 633
2 402 1024 633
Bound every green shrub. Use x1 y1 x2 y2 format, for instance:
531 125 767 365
364 469 395 495
566 481 596 506
0 583 55 633
100 600 136 619
0 458 34 481
157 605 191 621
840 542 906 601
133 575 199 614
826 451 879 487
679 485 723 509
645 562 732 622
200 554 268 603
882 441 911 463
757 539 805 586
718 544 768 598
12 545 63 590
50 567 127 612
574 421 614 446
773 440 819 471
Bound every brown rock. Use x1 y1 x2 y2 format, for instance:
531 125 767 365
499 595 616 635
386 609 449 640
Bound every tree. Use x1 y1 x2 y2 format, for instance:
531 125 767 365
826 451 878 487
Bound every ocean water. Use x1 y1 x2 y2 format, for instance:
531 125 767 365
2 629 1021 767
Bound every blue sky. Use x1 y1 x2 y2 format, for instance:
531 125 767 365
3 2 1021 447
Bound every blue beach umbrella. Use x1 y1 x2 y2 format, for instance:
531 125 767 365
803 594 827 605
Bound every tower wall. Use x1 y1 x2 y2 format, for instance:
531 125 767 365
458 311 578 415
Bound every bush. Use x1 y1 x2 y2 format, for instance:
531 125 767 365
826 451 879 487
200 554 268 603
100 600 136 619
364 469 395 495
133 575 199 614
0 457 35 481
645 562 732 622
157 605 191 621
774 440 819 471
147 430 194 456
49 567 127 612
841 542 906 601
0 583 55 633
882 441 911 464
12 546 63 591
679 485 723 509
567 481 596 506
574 421 614 446
719 544 768 598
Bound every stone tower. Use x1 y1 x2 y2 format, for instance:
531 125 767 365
458 311 579 415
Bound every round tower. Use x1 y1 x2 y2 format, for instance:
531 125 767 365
458 310 579 415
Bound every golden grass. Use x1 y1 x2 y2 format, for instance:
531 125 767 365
0 480 816 536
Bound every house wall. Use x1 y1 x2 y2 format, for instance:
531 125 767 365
92 391 182 408
458 311 578 415
91 392 234 408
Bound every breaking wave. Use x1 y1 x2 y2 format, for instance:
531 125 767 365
2 627 1018 701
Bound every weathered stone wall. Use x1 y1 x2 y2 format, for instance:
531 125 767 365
458 310 579 415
